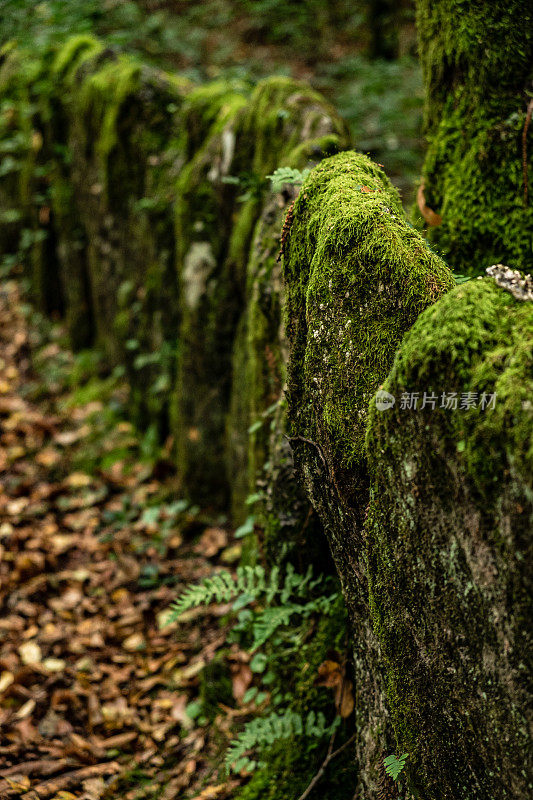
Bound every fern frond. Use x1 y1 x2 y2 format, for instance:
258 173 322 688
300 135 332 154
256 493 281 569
166 565 277 624
383 753 408 781
266 166 310 193
166 564 335 626
250 605 294 650
225 709 335 774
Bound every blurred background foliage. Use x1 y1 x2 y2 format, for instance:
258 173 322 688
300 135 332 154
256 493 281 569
0 0 422 200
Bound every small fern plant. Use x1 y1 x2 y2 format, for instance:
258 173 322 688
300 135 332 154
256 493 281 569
267 166 310 192
383 752 408 781
165 563 341 774
166 564 338 651
225 709 339 774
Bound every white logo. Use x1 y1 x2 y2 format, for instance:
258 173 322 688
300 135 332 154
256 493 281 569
375 389 396 411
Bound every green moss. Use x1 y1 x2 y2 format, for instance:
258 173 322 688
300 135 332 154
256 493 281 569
51 33 103 82
364 276 533 798
415 0 533 274
284 150 453 477
237 76 349 180
48 38 190 429
282 150 455 794
77 55 142 178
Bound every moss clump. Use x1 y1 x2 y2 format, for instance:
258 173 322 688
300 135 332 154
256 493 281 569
284 150 453 489
199 653 234 721
365 276 533 798
415 0 533 275
52 38 190 430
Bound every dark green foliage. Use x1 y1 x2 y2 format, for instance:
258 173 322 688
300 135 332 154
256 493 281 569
234 598 357 800
199 653 234 721
167 561 355 799
383 752 407 781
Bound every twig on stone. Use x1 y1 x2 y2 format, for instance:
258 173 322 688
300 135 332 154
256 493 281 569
283 433 331 480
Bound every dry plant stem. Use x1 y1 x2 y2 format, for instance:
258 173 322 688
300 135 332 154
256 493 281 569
296 733 357 800
20 762 120 800
522 97 533 205
297 670 355 800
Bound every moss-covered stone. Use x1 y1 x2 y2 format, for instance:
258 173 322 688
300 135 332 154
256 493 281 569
365 274 533 798
172 83 250 507
54 40 190 430
174 76 349 509
284 149 453 504
0 44 63 313
283 149 454 794
415 0 533 275
227 191 329 567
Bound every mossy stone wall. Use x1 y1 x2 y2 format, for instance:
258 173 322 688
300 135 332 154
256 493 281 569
282 149 458 794
0 35 348 515
415 0 533 275
173 76 349 509
2 29 532 800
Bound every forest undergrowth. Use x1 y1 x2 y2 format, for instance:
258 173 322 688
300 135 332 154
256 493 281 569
0 277 247 799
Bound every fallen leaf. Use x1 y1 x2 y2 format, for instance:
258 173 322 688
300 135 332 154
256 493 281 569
4 775 31 792
316 659 354 718
18 640 42 664
82 777 106 800
15 698 35 719
0 670 14 693
43 658 66 673
122 633 146 652
230 662 253 704
194 527 228 557
64 472 93 488
36 448 61 467
417 183 443 226
190 785 227 800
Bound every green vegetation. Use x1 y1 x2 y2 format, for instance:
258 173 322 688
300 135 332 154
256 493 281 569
226 709 337 774
166 563 355 798
384 752 408 781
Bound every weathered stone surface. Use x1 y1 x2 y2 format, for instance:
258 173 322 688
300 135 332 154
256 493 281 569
174 76 349 507
365 275 533 798
283 149 454 795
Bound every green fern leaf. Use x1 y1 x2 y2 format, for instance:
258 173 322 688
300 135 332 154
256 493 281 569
225 709 336 774
383 752 408 781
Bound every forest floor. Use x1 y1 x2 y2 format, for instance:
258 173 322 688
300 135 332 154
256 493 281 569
0 280 244 800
